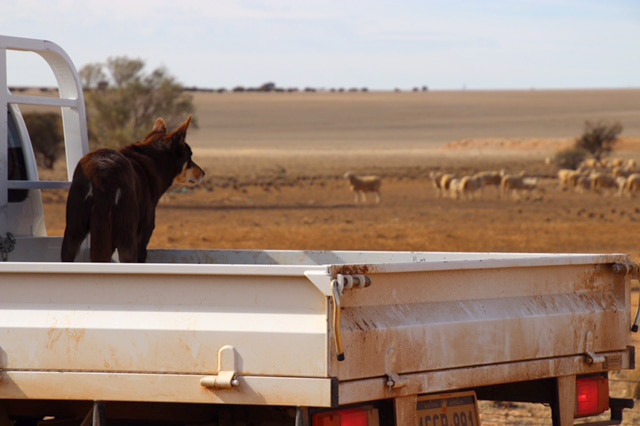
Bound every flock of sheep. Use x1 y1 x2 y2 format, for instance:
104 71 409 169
343 169 536 203
343 156 640 204
558 158 640 197
428 170 538 200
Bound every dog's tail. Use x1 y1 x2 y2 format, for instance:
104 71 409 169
90 184 139 262
89 186 116 262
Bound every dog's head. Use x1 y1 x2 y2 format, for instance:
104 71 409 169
147 116 205 186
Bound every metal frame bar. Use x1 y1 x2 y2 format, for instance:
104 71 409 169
0 35 89 235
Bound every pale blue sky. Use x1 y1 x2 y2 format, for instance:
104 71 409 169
2 0 639 90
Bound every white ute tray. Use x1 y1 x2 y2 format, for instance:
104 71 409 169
0 248 633 407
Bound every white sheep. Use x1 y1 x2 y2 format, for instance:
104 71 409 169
429 171 445 197
473 170 503 197
501 173 537 199
558 169 582 191
344 172 381 204
437 173 456 197
445 175 481 200
604 157 624 168
428 172 457 198
626 159 637 170
575 173 593 193
578 158 603 171
612 166 633 179
590 172 622 195
446 178 461 199
455 175 482 200
474 170 503 187
622 173 640 197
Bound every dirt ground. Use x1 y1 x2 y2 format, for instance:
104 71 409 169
43 138 640 260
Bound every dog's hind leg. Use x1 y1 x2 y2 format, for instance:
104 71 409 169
61 230 87 262
61 184 91 262
113 232 139 262
116 246 138 263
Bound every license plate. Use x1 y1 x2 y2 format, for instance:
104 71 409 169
417 391 480 426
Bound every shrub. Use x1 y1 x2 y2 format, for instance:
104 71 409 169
80 57 195 150
22 112 64 169
575 120 623 163
554 147 588 170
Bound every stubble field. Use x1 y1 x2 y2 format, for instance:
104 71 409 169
42 88 640 424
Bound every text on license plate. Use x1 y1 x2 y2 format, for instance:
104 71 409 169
417 391 480 426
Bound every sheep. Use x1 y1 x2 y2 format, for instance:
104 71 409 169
578 158 603 171
626 159 637 170
448 175 481 200
590 172 622 195
474 170 503 187
622 173 640 197
344 171 381 204
429 171 447 197
473 170 503 197
604 157 624 168
612 166 634 179
439 173 456 195
558 169 582 191
459 175 482 200
557 169 570 187
575 173 593 193
428 172 456 198
500 173 537 199
616 176 629 196
447 178 462 199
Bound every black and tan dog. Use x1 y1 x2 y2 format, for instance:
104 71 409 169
61 116 204 262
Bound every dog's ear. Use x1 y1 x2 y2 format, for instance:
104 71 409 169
152 118 168 134
176 116 192 134
169 116 192 143
141 118 168 142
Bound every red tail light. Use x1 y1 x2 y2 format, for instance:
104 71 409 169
576 376 609 418
313 406 378 426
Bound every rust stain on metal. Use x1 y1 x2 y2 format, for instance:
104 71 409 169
66 328 86 351
573 266 601 294
46 320 62 350
351 318 378 332
331 264 376 276
342 307 382 332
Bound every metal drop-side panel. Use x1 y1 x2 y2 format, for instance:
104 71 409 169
0 247 634 406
